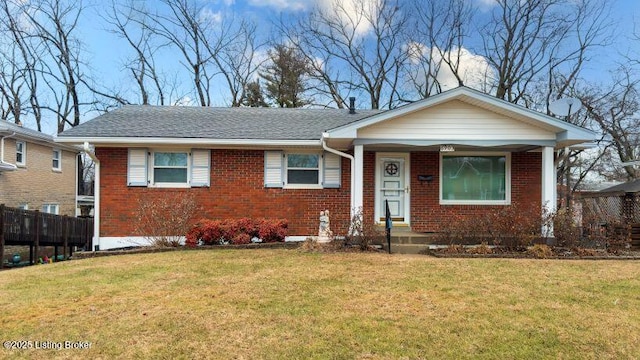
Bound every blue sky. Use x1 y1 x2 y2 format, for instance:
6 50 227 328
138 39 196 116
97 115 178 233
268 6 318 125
38 0 640 134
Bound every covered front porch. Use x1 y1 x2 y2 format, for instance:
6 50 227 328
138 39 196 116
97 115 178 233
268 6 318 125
346 146 556 236
322 87 595 237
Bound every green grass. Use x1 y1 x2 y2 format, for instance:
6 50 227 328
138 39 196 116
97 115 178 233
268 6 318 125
1 249 639 359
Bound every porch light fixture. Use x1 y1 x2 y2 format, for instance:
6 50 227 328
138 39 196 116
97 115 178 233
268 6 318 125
440 145 455 152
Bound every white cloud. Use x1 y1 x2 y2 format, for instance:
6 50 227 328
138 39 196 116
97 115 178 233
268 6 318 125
246 0 308 11
245 0 381 36
199 8 223 24
316 0 381 36
172 96 196 106
406 43 494 92
473 0 498 12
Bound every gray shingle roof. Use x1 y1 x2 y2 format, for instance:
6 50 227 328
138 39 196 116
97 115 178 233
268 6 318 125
600 179 640 193
57 106 381 140
1 120 55 142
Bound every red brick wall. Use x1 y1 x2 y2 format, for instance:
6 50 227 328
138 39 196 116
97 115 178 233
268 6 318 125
97 148 353 237
409 151 542 232
98 148 542 237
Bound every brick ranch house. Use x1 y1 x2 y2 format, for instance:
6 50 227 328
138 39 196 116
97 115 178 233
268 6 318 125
56 87 595 250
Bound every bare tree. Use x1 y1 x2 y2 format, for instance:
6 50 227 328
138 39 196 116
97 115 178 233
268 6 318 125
20 0 91 132
404 0 474 100
480 0 611 105
125 0 215 106
102 0 167 106
282 0 409 109
213 19 264 107
581 69 640 181
0 0 43 129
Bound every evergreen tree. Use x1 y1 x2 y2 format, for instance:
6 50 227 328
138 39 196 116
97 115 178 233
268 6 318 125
260 44 311 108
242 80 269 107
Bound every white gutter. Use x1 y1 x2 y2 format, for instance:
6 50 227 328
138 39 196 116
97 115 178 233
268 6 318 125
56 137 319 147
321 132 356 219
83 142 100 251
0 132 18 171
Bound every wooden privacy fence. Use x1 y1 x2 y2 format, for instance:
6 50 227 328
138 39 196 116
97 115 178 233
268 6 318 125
0 204 93 265
577 192 640 248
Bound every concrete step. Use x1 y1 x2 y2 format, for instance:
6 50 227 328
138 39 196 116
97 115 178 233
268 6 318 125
382 243 430 255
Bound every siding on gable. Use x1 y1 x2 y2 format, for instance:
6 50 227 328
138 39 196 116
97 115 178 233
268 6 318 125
357 100 556 141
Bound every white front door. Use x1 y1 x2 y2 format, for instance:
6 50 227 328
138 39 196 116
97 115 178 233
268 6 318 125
376 153 410 224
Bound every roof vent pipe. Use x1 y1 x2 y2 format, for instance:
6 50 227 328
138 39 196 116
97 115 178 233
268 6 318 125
349 97 356 114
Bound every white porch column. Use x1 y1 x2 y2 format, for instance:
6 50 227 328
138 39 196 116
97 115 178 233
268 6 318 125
353 145 364 215
541 146 556 238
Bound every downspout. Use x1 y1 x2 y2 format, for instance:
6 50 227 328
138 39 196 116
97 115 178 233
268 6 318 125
321 132 355 219
83 142 100 251
0 132 18 171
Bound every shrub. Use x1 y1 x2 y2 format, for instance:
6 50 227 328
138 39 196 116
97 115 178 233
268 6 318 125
257 219 288 243
185 218 288 247
526 244 553 259
136 192 201 247
551 208 582 248
468 242 493 255
346 207 384 251
231 233 252 245
434 202 542 249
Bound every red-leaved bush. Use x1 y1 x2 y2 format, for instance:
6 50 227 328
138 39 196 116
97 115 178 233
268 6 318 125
185 218 288 247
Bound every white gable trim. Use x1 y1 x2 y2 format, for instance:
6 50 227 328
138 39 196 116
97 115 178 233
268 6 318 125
327 87 595 143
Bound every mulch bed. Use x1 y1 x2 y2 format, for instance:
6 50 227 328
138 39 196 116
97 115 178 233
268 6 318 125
426 246 640 260
72 241 300 259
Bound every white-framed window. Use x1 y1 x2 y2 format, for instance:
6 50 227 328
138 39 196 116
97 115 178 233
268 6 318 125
127 148 210 188
52 149 61 171
285 153 320 186
42 204 59 214
264 150 341 189
440 152 511 205
153 151 188 184
16 141 25 166
18 203 28 210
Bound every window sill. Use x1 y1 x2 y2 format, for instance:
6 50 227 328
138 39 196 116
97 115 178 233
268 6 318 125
52 169 62 173
283 184 323 190
440 200 511 206
149 183 191 189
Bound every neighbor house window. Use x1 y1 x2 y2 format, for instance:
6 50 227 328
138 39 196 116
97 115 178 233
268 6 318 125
52 149 61 171
440 153 510 205
16 141 25 166
153 152 188 184
285 153 320 185
42 204 59 214
18 203 28 210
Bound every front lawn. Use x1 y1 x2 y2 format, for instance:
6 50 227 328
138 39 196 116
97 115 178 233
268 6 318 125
1 249 639 359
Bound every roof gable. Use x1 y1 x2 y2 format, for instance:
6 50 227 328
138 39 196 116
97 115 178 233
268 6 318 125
357 99 556 141
327 87 595 147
